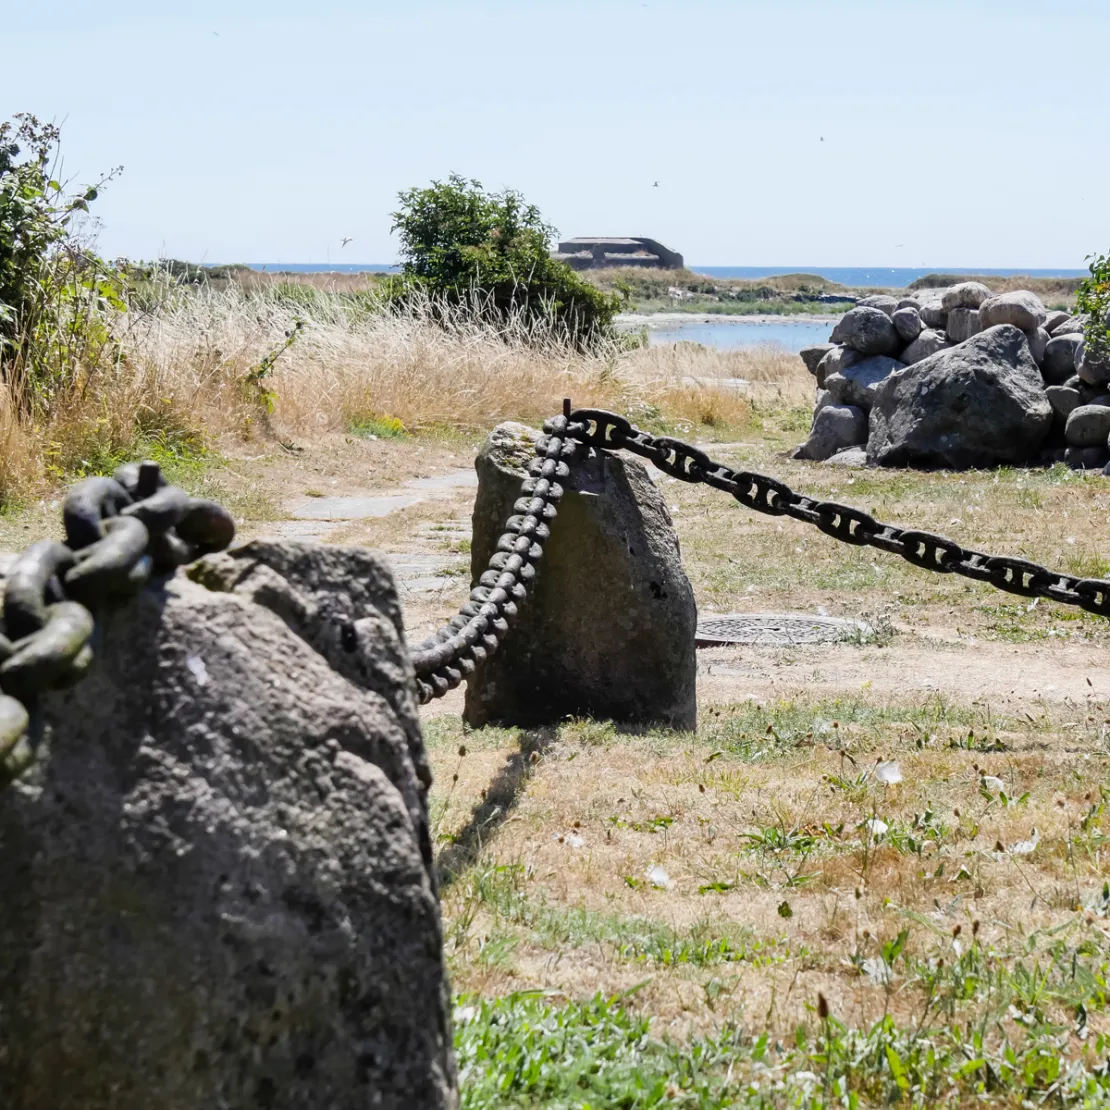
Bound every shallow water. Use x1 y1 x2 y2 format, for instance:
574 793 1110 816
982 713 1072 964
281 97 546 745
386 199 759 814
646 318 833 352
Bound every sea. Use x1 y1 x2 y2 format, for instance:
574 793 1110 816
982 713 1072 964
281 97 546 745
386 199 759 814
243 262 1088 289
643 318 833 353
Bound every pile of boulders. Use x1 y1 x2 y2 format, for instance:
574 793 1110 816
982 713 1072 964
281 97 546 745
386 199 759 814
796 281 1108 471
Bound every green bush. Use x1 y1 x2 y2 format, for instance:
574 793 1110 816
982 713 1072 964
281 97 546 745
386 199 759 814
0 113 122 415
1077 251 1110 369
389 174 620 346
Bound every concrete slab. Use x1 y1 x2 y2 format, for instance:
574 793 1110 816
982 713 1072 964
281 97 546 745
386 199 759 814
290 494 424 520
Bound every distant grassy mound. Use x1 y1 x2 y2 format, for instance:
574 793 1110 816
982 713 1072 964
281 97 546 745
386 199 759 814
584 267 857 315
908 272 1083 300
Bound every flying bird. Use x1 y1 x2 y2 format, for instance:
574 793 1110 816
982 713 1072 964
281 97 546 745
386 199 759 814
340 236 353 248
653 181 660 187
820 136 825 141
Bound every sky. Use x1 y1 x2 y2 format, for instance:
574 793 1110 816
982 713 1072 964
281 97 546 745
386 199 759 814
3 0 1109 269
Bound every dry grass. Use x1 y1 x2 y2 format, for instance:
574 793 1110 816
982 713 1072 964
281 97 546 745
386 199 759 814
0 285 810 504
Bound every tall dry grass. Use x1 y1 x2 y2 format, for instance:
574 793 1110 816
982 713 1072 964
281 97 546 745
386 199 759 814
0 284 812 502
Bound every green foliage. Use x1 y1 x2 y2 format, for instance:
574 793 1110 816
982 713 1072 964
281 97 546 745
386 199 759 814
348 413 407 439
0 113 123 414
241 319 303 413
1077 251 1110 370
390 174 620 345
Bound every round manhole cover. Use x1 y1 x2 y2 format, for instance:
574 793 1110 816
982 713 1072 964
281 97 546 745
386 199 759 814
696 612 873 647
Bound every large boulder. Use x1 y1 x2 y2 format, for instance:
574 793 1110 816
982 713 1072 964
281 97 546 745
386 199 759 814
799 343 836 376
892 306 924 343
1050 316 1084 336
919 300 948 330
1077 338 1110 387
897 296 922 311
1042 332 1083 384
978 290 1048 332
900 329 951 366
1044 310 1072 334
867 324 1052 468
803 404 868 461
464 423 696 730
1065 404 1110 448
824 355 902 411
942 281 993 311
1024 327 1050 367
814 344 861 386
856 294 898 318
831 306 900 355
947 307 982 344
0 542 457 1110
1046 384 1082 422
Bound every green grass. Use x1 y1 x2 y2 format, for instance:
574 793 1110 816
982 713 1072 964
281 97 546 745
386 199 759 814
455 982 1110 1108
348 413 408 439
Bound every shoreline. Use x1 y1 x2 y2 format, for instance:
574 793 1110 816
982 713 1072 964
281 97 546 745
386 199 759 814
616 312 842 328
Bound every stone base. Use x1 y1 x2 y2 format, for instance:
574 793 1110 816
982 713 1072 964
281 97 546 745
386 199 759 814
463 424 697 731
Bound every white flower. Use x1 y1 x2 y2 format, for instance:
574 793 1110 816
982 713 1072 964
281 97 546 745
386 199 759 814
554 832 585 849
864 817 888 837
875 761 903 786
646 864 674 890
1009 828 1039 856
185 654 209 686
981 775 1005 793
453 1005 478 1025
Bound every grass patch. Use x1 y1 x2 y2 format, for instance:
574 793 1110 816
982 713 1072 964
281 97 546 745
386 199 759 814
348 413 408 439
455 982 1110 1108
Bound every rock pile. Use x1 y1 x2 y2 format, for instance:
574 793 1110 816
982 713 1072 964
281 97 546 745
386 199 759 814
796 283 1108 471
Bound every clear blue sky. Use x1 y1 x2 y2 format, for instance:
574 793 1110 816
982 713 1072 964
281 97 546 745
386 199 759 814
4 0 1108 268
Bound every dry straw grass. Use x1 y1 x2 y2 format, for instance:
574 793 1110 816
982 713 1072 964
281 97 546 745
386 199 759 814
0 285 811 502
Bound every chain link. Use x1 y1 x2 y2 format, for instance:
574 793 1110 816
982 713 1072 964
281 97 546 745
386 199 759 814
568 408 1110 620
0 461 236 790
410 413 582 704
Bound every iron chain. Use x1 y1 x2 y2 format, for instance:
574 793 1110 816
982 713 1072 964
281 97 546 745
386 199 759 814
411 413 581 704
0 461 236 789
568 407 1110 619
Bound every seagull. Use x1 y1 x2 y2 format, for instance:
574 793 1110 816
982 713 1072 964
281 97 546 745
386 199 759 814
653 181 660 187
340 236 353 248
820 136 825 141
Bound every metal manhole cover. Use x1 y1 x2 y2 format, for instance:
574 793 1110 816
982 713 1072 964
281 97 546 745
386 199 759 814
696 612 872 647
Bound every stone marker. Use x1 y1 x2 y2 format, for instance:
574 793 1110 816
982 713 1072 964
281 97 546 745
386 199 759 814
867 325 1052 469
464 423 697 730
0 541 457 1110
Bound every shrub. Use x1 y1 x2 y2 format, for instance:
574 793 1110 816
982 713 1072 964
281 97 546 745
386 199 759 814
1077 251 1110 369
0 113 123 416
389 174 620 347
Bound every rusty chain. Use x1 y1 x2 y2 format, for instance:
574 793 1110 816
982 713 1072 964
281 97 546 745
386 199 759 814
0 461 235 790
568 407 1110 618
411 413 580 704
